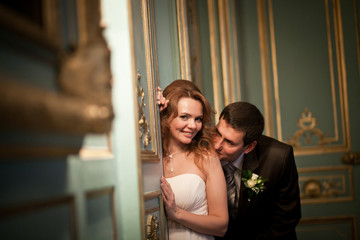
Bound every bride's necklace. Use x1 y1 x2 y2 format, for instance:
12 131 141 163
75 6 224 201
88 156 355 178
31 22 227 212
167 152 184 172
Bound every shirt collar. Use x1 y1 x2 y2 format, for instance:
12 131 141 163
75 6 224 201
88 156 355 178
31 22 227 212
232 152 244 169
221 152 245 170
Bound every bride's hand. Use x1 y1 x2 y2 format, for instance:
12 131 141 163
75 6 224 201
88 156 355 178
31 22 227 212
156 87 169 112
161 176 179 220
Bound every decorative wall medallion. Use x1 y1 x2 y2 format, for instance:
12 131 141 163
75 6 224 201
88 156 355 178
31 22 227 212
146 214 160 240
137 74 152 148
303 179 322 198
341 151 360 165
288 108 332 147
299 166 353 204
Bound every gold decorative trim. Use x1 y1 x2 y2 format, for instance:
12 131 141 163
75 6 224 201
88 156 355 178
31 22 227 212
207 0 222 120
230 0 241 101
292 0 350 155
144 190 162 201
146 214 160 240
0 195 77 240
333 0 351 150
288 108 334 147
176 0 191 80
257 0 274 137
140 0 161 162
137 74 152 148
268 0 282 139
258 0 351 154
298 165 354 204
298 215 357 240
143 190 165 240
342 151 360 165
324 0 340 144
218 0 231 106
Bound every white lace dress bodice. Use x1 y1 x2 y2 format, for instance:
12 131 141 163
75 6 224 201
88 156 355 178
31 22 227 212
166 174 214 240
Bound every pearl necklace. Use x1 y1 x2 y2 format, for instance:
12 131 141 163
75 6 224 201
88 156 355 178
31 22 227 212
167 152 183 172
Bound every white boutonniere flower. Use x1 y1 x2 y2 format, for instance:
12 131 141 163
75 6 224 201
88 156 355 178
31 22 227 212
242 170 268 201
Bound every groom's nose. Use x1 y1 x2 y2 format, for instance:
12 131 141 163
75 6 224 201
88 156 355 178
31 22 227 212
214 138 223 151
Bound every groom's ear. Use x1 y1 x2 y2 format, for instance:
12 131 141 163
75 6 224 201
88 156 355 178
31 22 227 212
244 141 257 154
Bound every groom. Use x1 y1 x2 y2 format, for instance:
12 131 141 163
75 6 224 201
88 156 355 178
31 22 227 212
214 102 301 240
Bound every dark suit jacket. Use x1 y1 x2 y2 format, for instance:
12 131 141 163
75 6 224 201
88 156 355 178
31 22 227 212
217 135 301 240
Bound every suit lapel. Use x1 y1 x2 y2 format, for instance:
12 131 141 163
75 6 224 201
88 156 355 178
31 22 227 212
238 149 261 208
242 149 260 172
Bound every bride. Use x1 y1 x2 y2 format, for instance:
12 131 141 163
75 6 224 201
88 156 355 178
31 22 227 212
158 80 228 240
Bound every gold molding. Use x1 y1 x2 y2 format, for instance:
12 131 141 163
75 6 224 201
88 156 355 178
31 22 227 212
333 0 351 150
342 151 360 165
292 0 351 155
325 0 340 144
144 190 162 201
138 74 152 148
288 108 336 147
146 214 160 240
298 165 354 204
230 0 241 101
141 0 161 163
218 0 231 105
207 0 222 120
257 0 274 137
176 0 191 80
143 190 165 240
258 0 351 155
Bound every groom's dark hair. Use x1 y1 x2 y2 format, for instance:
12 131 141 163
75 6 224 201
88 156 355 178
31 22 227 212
219 102 264 146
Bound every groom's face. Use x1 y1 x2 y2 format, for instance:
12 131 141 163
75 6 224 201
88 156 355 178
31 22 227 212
214 117 247 162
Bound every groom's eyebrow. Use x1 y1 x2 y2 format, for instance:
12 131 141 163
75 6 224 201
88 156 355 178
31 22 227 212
215 128 222 136
216 127 236 145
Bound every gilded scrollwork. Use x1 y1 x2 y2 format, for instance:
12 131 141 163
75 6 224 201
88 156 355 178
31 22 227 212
298 164 355 204
302 178 342 199
341 151 360 165
146 214 160 240
137 74 152 148
287 108 333 147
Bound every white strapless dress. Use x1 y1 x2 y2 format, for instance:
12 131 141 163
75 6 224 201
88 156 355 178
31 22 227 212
166 174 214 240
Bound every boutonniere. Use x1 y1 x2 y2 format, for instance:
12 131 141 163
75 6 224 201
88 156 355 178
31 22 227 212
242 170 268 201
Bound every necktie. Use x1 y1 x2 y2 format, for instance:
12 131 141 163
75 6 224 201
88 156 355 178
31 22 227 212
223 163 241 219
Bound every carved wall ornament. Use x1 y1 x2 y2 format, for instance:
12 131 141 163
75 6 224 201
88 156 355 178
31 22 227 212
302 178 343 200
299 166 353 204
146 214 160 240
288 108 332 147
137 74 152 148
341 151 360 165
303 179 322 198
